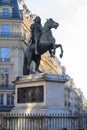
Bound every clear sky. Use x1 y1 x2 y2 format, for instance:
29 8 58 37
25 0 87 98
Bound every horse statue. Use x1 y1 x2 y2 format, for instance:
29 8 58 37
23 18 63 75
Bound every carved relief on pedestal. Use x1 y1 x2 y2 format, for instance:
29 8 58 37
17 86 44 103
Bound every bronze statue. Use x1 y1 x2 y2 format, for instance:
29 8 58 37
23 17 63 75
29 16 42 55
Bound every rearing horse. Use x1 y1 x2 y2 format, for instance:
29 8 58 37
23 18 63 75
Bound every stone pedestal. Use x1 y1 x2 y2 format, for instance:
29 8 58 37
12 73 69 114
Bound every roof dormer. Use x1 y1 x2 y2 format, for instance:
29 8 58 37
0 5 13 19
0 0 22 20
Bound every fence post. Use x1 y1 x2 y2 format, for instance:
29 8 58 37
63 128 67 130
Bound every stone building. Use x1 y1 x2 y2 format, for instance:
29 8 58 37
0 0 33 112
0 0 63 112
65 77 87 114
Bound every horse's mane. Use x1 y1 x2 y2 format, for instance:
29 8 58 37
43 18 53 28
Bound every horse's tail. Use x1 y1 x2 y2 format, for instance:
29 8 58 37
23 54 29 75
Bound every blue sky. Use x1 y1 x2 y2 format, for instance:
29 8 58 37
25 0 87 98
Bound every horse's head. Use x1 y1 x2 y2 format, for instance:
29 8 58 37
44 18 59 29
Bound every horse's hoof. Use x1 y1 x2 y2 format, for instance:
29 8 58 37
50 54 53 57
53 51 55 55
39 70 42 73
35 70 42 74
60 54 63 58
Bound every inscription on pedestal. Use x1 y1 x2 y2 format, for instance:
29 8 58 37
17 86 44 103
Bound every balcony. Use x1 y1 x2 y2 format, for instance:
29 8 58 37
0 13 23 20
0 84 15 90
0 32 28 42
0 32 21 37
0 32 24 39
0 105 15 112
0 58 10 62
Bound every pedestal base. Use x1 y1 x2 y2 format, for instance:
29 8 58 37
12 73 69 114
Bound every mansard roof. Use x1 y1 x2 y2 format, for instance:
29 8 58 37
0 0 21 19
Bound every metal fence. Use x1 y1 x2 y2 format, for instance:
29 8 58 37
0 113 87 130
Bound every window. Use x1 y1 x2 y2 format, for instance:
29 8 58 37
0 48 10 62
0 68 10 87
0 94 4 105
2 8 10 18
7 94 14 105
1 25 10 37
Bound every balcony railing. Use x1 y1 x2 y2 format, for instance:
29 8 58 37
0 32 23 39
0 32 29 42
0 58 10 62
0 13 23 20
0 84 15 90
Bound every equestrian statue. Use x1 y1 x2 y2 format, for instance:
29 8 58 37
23 16 63 75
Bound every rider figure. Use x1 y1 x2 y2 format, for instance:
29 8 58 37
29 16 42 55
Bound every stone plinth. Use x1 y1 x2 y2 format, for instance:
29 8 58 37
12 73 69 114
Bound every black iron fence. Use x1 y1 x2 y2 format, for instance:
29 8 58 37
0 113 87 130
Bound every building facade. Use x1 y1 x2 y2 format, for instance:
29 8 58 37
0 0 32 112
0 0 63 112
65 77 87 114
